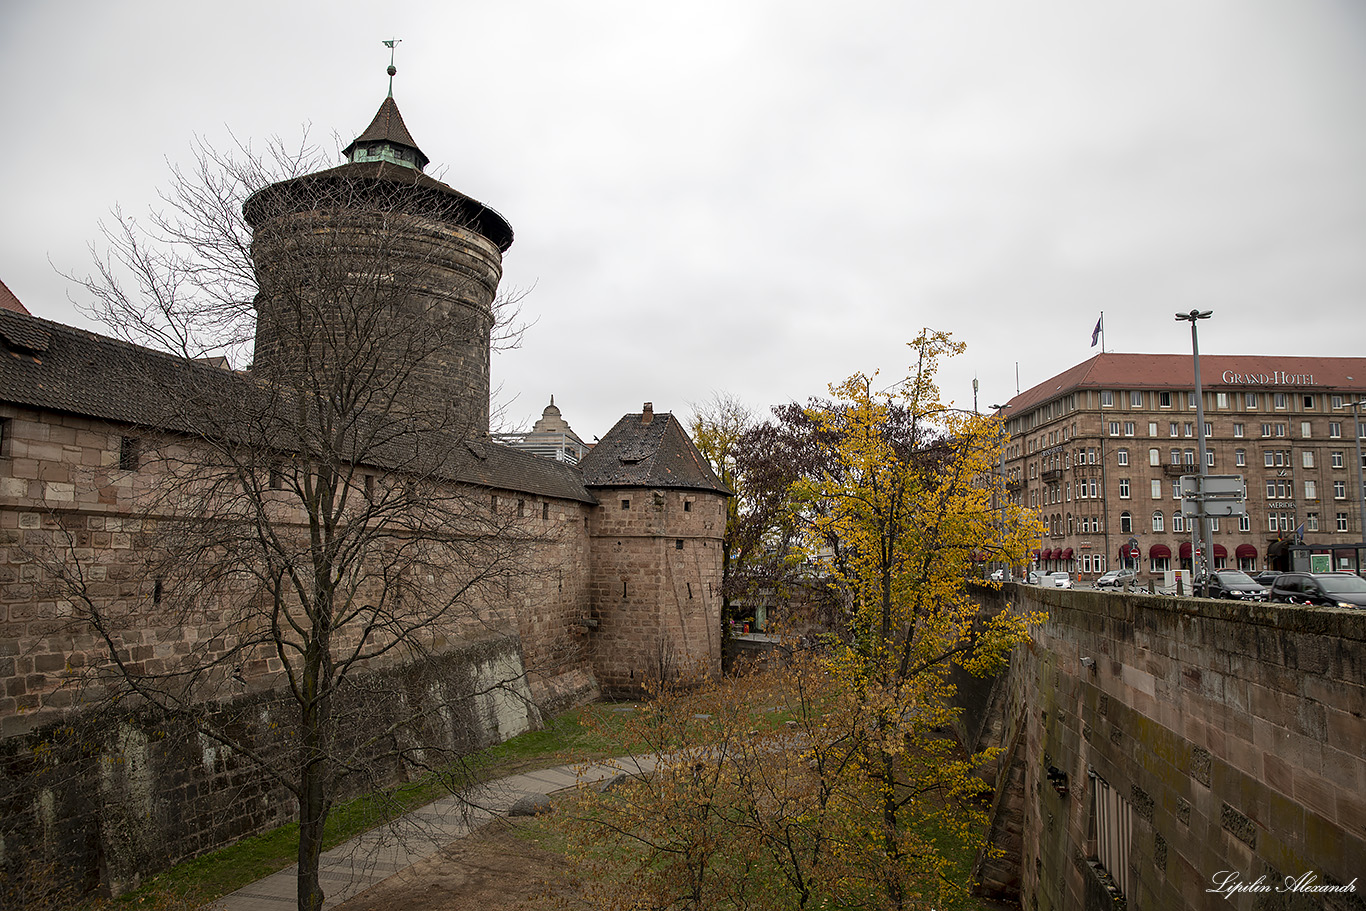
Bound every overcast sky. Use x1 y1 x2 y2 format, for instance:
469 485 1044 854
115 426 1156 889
2 1 1363 439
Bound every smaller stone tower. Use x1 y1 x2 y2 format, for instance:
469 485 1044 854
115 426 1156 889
578 404 731 695
243 75 514 434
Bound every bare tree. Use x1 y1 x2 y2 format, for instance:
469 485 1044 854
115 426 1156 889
27 136 550 910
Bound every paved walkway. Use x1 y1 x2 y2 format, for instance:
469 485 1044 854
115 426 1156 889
216 756 648 911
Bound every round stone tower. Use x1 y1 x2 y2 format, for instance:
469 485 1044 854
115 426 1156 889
243 89 513 435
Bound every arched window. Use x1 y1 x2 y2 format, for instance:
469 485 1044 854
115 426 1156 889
1120 511 1133 534
1152 510 1164 532
1149 448 1160 466
1068 514 1074 534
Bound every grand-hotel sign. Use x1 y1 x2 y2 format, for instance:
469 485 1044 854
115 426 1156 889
1220 370 1316 386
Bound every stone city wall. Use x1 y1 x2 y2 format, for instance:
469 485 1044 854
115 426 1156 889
970 584 1365 910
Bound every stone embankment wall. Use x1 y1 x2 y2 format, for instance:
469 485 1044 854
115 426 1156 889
0 638 538 899
969 584 1365 910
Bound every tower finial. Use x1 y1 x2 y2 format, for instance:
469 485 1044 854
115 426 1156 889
383 38 401 97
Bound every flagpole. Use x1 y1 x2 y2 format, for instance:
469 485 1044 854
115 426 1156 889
1101 311 1106 353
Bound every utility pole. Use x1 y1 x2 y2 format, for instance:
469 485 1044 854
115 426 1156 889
1177 309 1213 596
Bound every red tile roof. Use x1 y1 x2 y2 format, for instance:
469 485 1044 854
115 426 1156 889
1004 353 1366 415
0 278 30 315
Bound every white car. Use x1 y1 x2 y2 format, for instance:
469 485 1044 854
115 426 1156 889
1043 572 1072 589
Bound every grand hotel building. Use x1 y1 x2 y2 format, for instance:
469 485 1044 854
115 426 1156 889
1000 353 1366 581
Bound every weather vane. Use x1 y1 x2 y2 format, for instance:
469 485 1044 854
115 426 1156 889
384 38 401 97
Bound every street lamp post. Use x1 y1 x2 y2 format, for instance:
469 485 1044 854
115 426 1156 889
1337 397 1366 574
991 403 1011 580
1176 309 1213 596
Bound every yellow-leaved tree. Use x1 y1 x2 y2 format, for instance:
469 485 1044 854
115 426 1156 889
563 330 1043 911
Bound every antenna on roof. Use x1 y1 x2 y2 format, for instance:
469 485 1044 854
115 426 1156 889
383 38 401 97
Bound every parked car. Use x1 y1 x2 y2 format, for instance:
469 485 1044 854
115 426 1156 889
1253 570 1283 587
1095 569 1138 589
1042 572 1072 589
1204 570 1268 601
990 569 1006 582
1267 572 1366 609
1027 571 1041 584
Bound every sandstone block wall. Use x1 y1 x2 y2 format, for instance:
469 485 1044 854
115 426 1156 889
973 585 1365 911
587 488 725 695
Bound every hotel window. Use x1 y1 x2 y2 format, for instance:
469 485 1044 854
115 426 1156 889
1120 511 1132 533
1101 390 1114 407
1151 553 1170 572
1330 422 1341 438
1188 392 1199 409
1173 481 1181 500
1275 424 1286 437
1274 393 1287 409
1245 393 1258 409
1169 422 1179 437
1206 451 1214 468
1152 510 1164 532
1159 392 1172 408
1173 512 1185 532
1149 448 1160 466
1302 451 1314 469
1130 391 1143 407
1334 481 1346 499
1124 422 1135 436
1332 395 1344 409
1332 451 1344 468
1171 449 1181 465
1183 449 1196 465
1338 513 1350 533
1148 422 1158 437
1266 481 1277 499
1233 423 1244 437
1268 513 1279 532
1239 515 1251 532
1216 392 1228 408
1116 448 1129 466
1306 513 1318 532
1235 449 1246 467
1211 517 1220 532
1261 423 1272 437
1109 422 1120 436
1300 421 1312 438
1088 448 1097 464
1151 479 1162 499
1305 481 1317 500
1119 478 1130 498
1303 395 1315 409
1184 423 1193 437
1204 422 1212 437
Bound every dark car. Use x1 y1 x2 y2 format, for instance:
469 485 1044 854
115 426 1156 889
1204 570 1267 601
1253 570 1283 587
1267 572 1366 609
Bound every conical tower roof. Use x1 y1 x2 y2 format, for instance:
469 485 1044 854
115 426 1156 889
342 95 430 171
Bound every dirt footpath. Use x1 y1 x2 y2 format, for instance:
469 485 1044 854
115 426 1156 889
333 819 585 911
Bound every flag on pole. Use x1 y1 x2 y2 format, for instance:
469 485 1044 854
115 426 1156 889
1090 315 1103 347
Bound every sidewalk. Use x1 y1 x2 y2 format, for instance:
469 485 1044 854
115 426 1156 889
215 757 644 911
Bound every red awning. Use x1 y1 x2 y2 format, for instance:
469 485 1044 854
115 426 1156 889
1118 544 1140 558
1060 548 1074 559
1040 549 1052 560
1235 544 1258 558
1149 544 1171 558
1213 544 1228 558
1179 542 1192 558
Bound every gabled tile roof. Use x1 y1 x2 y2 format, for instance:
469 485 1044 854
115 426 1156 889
1004 353 1366 415
0 307 593 503
578 410 730 495
0 278 29 315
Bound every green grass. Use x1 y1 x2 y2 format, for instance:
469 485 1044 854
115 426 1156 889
101 701 639 908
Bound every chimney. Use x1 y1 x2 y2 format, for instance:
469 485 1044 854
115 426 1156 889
641 402 653 424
